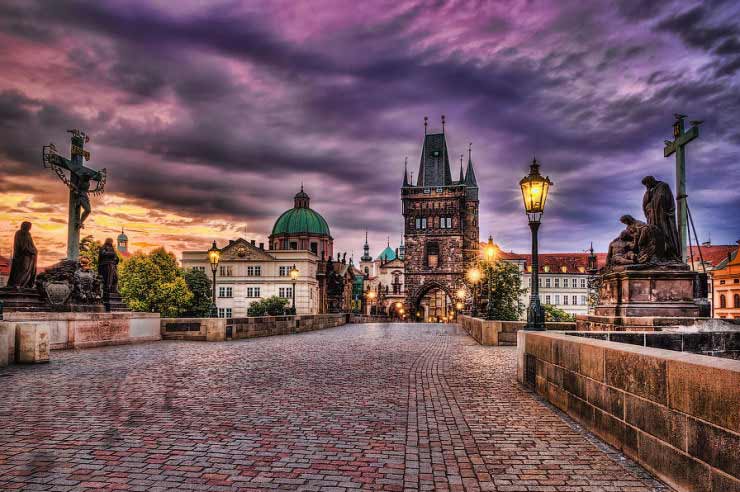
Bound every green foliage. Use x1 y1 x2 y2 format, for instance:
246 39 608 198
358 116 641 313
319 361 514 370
247 296 290 317
481 260 526 321
183 268 213 317
119 248 193 316
79 235 101 270
543 304 576 322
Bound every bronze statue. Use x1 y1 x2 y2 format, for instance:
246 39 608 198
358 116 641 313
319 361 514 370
605 177 684 271
98 238 119 298
642 176 680 261
7 222 38 289
606 230 635 267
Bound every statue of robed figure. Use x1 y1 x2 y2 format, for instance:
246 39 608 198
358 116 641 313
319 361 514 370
641 176 681 262
98 238 119 300
7 222 38 289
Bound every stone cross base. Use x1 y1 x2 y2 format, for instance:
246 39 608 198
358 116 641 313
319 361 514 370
594 269 705 318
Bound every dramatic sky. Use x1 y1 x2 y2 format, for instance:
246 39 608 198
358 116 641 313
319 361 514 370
1 0 739 264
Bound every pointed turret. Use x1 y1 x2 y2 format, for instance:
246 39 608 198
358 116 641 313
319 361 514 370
402 157 410 187
416 116 453 187
458 154 464 183
464 143 478 200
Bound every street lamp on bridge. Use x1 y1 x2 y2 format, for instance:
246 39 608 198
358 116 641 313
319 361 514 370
207 241 221 318
519 157 552 331
466 267 481 318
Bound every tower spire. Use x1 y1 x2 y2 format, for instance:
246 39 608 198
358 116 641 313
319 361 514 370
424 116 428 135
465 142 477 187
459 154 464 182
403 156 409 187
441 114 445 133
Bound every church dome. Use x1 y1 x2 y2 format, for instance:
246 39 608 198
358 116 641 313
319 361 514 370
377 246 397 262
271 187 331 237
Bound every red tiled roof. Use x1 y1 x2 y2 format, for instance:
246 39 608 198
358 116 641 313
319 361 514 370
499 251 607 273
688 244 737 267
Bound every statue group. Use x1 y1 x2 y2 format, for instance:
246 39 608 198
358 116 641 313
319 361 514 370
606 176 682 270
4 222 121 311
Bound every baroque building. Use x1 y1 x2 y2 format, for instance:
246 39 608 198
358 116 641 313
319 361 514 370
358 234 406 316
402 119 479 320
182 187 355 317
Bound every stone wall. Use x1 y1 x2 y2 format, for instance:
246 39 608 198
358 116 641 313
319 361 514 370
0 322 16 367
161 313 347 342
576 314 740 332
567 330 740 360
348 314 390 324
517 331 740 492
459 315 575 346
2 312 161 350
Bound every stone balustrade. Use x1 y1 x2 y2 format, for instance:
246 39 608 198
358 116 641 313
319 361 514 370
517 330 740 492
161 313 347 342
458 314 575 346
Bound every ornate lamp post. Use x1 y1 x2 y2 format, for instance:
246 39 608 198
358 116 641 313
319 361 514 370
289 264 299 314
207 241 221 318
484 235 497 320
467 267 481 317
519 158 552 330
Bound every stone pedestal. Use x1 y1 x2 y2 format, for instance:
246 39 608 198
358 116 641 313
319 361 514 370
595 268 703 318
15 323 49 363
0 287 46 312
104 293 129 312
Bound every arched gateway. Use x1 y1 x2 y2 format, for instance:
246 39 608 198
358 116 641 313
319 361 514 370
402 118 479 320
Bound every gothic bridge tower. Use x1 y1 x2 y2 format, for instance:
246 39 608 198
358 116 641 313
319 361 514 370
402 117 479 320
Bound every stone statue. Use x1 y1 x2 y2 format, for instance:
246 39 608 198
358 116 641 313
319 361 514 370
642 176 680 261
42 130 106 260
605 178 684 271
7 222 38 289
98 238 119 299
606 230 635 267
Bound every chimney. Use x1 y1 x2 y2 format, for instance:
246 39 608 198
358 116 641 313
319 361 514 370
251 239 256 246
259 242 264 250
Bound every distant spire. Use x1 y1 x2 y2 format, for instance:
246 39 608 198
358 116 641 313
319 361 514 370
361 229 372 262
459 154 464 182
402 156 409 187
464 142 477 187
387 236 390 247
441 114 445 133
424 116 428 135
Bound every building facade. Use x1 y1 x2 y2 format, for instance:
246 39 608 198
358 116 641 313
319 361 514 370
712 242 740 319
501 249 604 318
182 239 320 317
359 235 406 316
182 187 355 317
402 121 479 319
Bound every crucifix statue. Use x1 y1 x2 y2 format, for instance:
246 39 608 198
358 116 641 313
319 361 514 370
663 114 701 263
43 129 106 260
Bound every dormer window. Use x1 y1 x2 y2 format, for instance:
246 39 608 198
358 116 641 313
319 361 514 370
561 266 567 273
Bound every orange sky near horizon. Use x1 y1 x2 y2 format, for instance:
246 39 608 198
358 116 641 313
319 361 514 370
0 173 253 267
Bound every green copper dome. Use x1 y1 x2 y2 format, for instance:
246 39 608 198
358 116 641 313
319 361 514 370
377 245 396 261
271 187 331 236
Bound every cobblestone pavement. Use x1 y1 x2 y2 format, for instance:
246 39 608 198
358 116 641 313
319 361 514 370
0 323 670 491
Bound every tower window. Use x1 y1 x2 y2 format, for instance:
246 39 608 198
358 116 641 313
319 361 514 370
426 242 439 268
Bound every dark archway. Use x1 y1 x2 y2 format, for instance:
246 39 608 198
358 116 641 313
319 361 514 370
409 281 455 322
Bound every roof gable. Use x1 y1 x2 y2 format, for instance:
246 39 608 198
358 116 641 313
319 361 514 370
219 238 274 261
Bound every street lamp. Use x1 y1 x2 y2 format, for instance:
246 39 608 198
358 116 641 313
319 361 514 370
485 235 497 320
519 157 552 331
289 264 299 314
366 289 377 315
207 241 221 318
467 267 481 317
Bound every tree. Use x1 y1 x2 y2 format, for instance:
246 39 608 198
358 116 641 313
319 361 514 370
247 296 290 316
543 304 575 322
183 268 212 317
79 235 101 270
481 260 526 321
119 248 193 316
